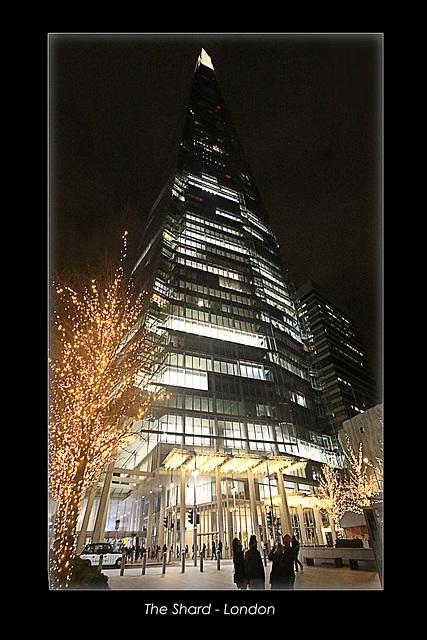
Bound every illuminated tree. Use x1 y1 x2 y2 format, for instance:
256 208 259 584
49 233 168 588
342 435 376 513
317 463 348 538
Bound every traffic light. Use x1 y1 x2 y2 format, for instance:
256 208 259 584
163 516 168 528
196 514 200 525
267 511 273 527
187 509 193 524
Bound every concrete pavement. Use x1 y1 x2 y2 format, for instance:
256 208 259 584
103 558 382 590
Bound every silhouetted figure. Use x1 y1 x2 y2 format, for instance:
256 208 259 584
244 535 265 589
232 538 247 590
291 534 303 572
269 534 296 589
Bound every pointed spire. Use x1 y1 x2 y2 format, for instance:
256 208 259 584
196 48 214 71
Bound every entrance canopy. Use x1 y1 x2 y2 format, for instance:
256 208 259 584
162 448 307 476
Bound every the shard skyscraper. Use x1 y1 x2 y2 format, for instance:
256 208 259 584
84 49 343 553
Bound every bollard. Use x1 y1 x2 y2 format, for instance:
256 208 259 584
142 552 147 575
181 550 186 573
98 554 104 572
217 551 221 571
200 550 204 572
120 552 126 576
162 552 167 575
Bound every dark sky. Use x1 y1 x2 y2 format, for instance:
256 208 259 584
49 33 383 390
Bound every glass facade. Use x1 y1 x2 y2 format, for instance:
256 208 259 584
131 50 340 468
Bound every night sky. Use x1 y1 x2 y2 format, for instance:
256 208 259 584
49 33 383 391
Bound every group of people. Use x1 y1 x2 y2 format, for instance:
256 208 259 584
232 534 302 590
115 544 167 562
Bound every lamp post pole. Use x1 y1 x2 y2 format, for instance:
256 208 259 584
266 458 276 545
193 464 198 567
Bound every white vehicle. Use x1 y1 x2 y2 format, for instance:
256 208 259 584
80 543 124 568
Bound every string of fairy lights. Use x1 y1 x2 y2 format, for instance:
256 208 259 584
48 232 169 588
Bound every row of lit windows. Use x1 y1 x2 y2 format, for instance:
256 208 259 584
165 314 267 349
186 172 240 203
251 259 290 295
254 279 296 317
181 224 247 254
183 173 275 249
176 255 244 282
177 231 249 260
251 245 286 277
185 211 241 238
176 292 254 320
178 279 252 307
155 413 280 450
183 212 270 265
156 374 309 417
176 247 294 317
242 207 272 236
157 393 269 419
149 395 332 460
268 351 310 382
193 138 227 156
216 208 241 223
243 224 263 242
169 303 256 335
163 352 270 381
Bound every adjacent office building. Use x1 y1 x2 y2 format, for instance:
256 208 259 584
297 281 380 436
76 49 345 554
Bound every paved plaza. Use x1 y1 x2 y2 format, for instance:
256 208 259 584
103 558 381 591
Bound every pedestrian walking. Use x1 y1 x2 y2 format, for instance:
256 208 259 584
211 540 217 560
291 534 303 572
232 538 247 590
244 534 265 589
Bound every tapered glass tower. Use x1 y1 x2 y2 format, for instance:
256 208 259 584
112 49 343 550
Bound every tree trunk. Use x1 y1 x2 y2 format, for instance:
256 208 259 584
50 458 87 589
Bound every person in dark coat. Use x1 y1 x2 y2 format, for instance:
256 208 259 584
232 538 247 590
269 542 293 588
268 542 284 588
269 534 296 589
244 534 265 589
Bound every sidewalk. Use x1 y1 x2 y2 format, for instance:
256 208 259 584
103 559 381 590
